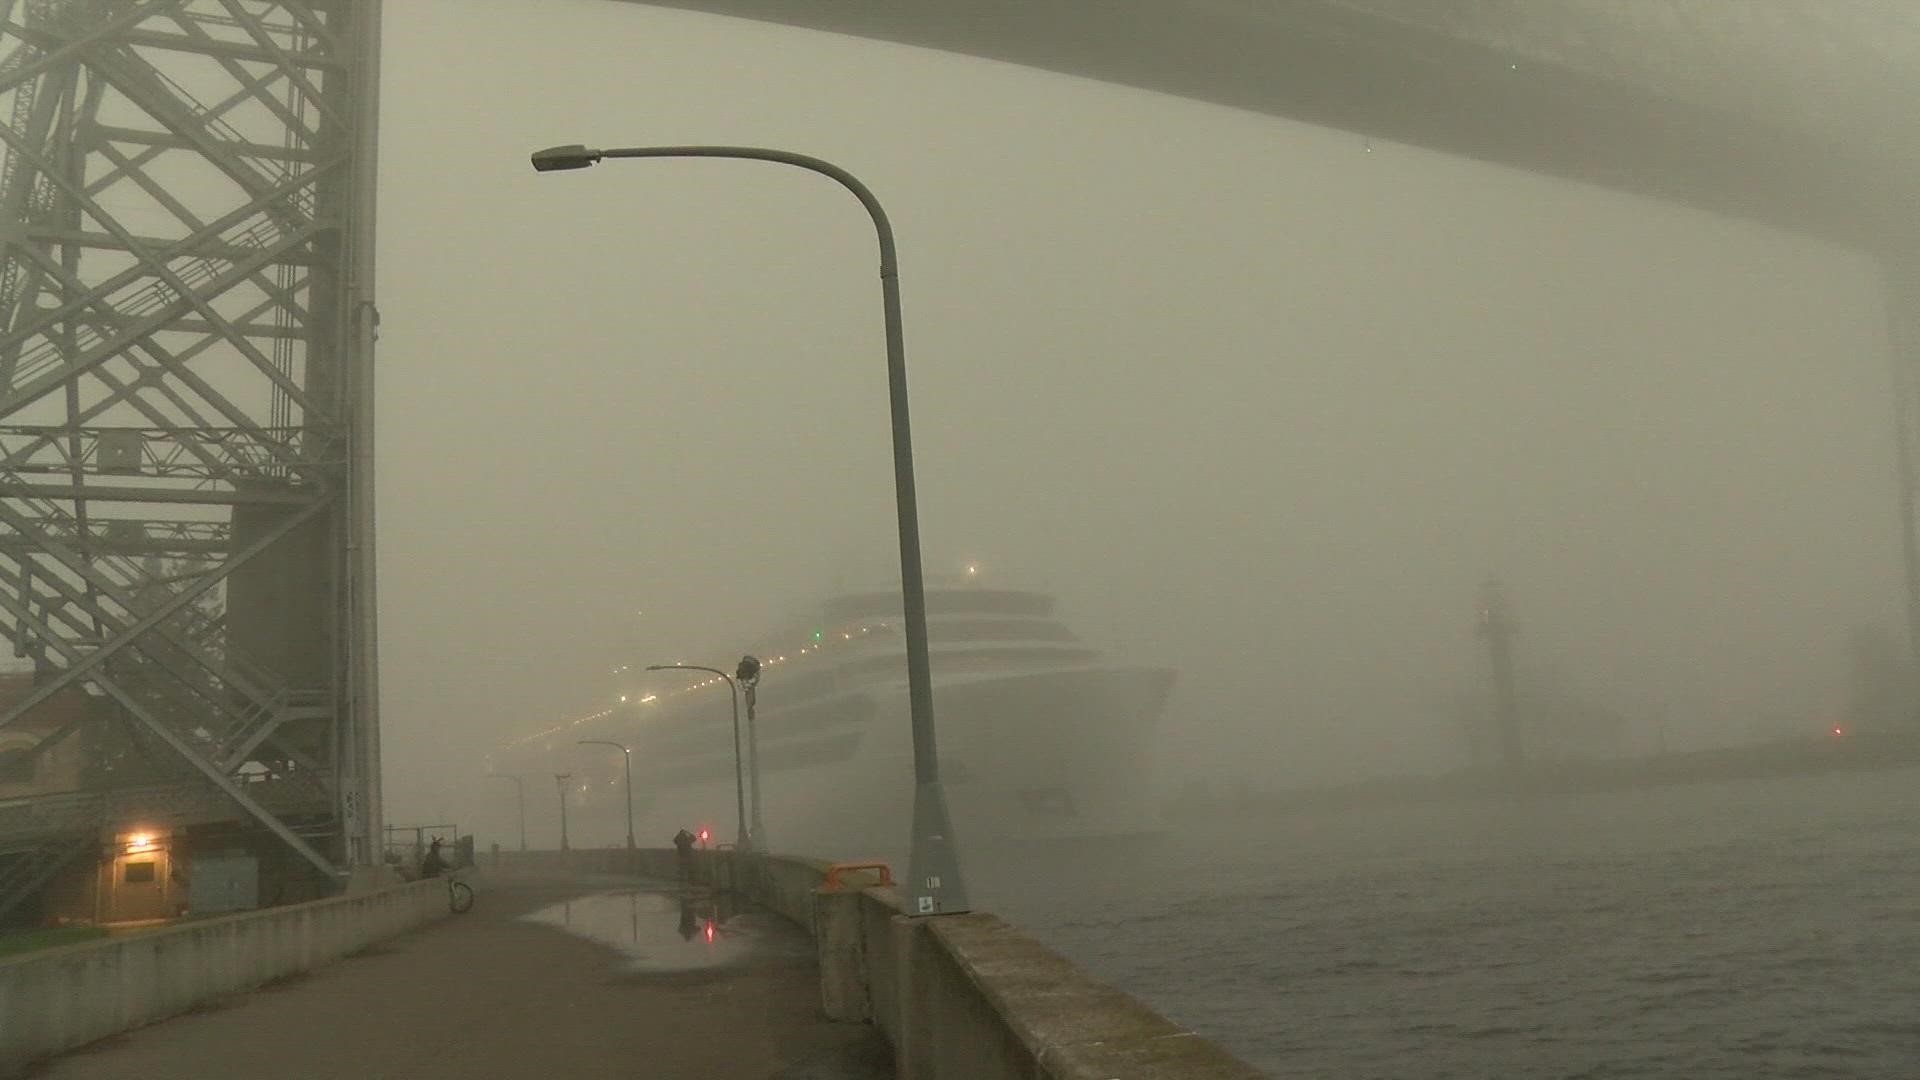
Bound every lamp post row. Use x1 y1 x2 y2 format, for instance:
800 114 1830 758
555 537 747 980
498 654 765 857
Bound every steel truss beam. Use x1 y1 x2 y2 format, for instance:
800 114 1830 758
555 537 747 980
0 0 380 882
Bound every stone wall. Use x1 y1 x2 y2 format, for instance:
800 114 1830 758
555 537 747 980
0 878 448 1071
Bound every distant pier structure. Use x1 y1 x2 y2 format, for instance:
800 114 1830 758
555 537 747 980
1475 579 1523 772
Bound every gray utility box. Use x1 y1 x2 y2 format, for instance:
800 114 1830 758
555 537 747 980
188 854 259 914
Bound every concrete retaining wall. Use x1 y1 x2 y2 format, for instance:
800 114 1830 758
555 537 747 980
0 879 448 1071
499 848 1264 1078
913 912 1262 1078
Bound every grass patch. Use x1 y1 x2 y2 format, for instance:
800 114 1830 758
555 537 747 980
0 926 108 958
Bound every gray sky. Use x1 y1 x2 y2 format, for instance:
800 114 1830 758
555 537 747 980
374 0 1897 830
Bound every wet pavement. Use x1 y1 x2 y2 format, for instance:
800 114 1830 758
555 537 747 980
24 874 891 1080
520 885 812 974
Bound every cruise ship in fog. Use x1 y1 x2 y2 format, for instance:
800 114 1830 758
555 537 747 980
491 576 1176 859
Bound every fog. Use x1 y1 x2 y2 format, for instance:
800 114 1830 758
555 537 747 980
375 1 1897 833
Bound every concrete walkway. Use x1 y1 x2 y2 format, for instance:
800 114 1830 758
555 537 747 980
28 875 891 1080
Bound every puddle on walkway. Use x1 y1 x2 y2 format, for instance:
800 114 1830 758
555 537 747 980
519 888 806 973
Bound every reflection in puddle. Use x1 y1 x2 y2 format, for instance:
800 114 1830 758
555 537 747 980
520 889 801 973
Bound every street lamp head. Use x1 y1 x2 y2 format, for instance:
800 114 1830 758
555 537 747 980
531 144 603 172
645 664 675 672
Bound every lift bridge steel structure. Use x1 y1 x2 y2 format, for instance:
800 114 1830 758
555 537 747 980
0 0 1915 920
0 0 379 918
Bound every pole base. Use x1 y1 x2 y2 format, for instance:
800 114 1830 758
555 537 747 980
906 779 970 915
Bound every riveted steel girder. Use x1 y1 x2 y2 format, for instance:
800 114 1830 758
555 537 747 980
0 0 380 885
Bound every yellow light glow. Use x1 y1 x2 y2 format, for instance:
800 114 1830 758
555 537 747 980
125 832 156 852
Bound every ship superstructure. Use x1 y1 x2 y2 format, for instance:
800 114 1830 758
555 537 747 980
494 578 1174 858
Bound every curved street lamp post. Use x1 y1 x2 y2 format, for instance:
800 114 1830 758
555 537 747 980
487 773 526 852
533 145 967 914
647 664 751 852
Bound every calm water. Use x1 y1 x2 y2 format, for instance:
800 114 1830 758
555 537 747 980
969 767 1920 1079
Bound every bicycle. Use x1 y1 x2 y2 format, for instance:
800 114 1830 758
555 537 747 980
435 870 474 914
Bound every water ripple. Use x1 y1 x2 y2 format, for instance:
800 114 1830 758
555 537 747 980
972 767 1920 1078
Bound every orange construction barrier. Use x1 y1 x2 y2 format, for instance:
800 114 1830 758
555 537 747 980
823 861 893 891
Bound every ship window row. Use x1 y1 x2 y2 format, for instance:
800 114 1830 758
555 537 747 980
824 589 1054 622
637 732 863 786
840 646 1102 681
927 619 1077 643
761 618 1075 660
631 697 877 754
806 618 1073 641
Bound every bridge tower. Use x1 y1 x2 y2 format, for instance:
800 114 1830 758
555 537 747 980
0 0 382 917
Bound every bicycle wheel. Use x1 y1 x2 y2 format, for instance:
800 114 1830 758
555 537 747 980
447 879 474 914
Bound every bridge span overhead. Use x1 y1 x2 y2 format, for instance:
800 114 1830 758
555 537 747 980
631 0 1920 252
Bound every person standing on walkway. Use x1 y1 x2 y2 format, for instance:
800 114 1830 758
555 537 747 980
672 828 696 882
420 838 447 879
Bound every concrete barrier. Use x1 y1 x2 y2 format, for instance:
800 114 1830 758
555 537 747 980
0 878 448 1071
499 848 1263 1078
862 887 905 1041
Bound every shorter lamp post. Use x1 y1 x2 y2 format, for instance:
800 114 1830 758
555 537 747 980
554 773 572 852
579 739 637 869
488 774 526 852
